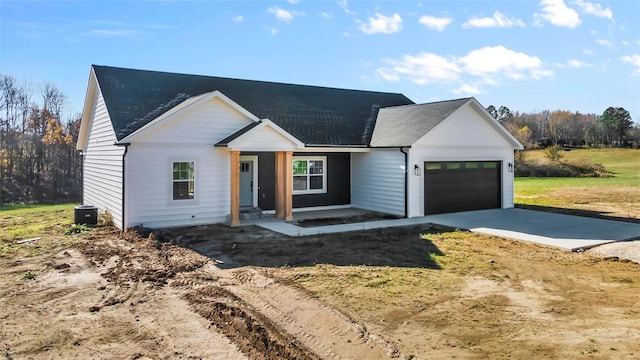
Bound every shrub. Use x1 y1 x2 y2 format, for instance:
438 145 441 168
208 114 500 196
100 210 114 226
514 150 526 164
543 145 563 162
515 158 611 178
64 223 93 235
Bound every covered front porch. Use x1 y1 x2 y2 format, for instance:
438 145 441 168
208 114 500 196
217 118 372 227
229 150 295 226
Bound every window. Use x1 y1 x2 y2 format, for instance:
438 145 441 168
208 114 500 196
446 162 462 170
292 157 326 194
172 161 195 200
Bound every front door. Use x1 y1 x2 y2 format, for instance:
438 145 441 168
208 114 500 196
239 160 254 208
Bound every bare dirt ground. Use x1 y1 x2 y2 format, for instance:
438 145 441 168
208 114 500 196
2 214 640 359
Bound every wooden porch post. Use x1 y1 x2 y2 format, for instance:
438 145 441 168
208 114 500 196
275 152 284 219
284 151 293 221
229 150 240 226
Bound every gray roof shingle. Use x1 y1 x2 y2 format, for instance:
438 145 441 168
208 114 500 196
92 65 415 145
370 98 471 147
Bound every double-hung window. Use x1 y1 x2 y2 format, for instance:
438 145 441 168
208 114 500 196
172 161 195 200
292 156 326 194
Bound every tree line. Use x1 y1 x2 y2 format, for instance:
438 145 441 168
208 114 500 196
486 105 639 148
0 73 82 206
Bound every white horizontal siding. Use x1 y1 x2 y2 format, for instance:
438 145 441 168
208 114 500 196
228 126 298 151
415 105 512 148
135 97 253 144
351 149 405 216
83 90 124 228
122 96 261 228
125 144 230 228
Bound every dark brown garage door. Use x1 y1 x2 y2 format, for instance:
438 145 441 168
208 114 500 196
424 161 501 215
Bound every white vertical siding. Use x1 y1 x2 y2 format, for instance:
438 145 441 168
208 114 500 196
83 90 125 228
124 97 254 229
407 104 516 217
351 149 405 216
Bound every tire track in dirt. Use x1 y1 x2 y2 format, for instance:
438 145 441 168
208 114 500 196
219 267 405 360
75 227 405 359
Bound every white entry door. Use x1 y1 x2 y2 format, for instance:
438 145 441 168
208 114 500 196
239 160 254 208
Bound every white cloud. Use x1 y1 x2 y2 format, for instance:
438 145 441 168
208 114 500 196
534 0 581 28
460 46 552 80
462 11 525 29
575 0 613 20
266 26 279 35
337 0 355 15
376 68 400 82
418 15 453 32
268 6 296 23
377 46 552 87
582 49 594 55
320 12 333 19
556 59 592 68
453 84 483 95
359 13 402 34
379 53 460 84
621 54 640 76
85 29 137 37
232 15 244 23
568 59 591 68
287 0 300 4
596 38 614 48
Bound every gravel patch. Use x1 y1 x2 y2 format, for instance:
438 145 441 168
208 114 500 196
589 239 640 264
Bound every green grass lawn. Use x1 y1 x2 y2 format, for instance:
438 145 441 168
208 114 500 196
0 203 78 240
515 148 640 217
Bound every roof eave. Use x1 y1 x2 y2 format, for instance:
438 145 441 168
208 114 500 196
76 66 98 151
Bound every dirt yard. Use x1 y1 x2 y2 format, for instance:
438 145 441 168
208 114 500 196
2 212 639 360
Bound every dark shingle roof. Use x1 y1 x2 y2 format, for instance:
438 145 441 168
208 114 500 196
92 65 414 145
370 98 471 147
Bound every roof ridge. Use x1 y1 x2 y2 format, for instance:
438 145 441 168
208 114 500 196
380 97 471 110
92 64 409 97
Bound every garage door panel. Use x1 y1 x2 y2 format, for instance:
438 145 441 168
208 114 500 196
424 161 501 215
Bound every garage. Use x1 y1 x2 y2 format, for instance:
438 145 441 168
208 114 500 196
424 161 502 215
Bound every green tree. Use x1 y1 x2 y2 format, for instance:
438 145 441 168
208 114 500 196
598 107 633 144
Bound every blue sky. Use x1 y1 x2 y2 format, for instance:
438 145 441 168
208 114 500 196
2 0 639 123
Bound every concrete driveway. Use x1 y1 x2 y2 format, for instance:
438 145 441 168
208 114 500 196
257 208 640 251
425 208 640 251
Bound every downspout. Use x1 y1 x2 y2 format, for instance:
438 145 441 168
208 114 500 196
116 143 130 231
399 147 409 218
78 150 83 203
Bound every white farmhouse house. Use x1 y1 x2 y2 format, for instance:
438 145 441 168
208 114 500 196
77 65 523 230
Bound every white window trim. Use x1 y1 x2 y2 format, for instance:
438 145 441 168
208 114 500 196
169 160 198 204
292 156 327 195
